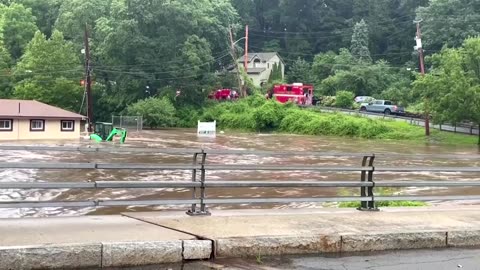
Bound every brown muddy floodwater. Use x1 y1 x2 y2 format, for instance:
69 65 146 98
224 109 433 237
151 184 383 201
0 129 479 217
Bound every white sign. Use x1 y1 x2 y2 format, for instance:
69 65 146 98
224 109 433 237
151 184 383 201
197 120 216 137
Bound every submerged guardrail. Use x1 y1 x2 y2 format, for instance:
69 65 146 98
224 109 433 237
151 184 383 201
0 145 479 216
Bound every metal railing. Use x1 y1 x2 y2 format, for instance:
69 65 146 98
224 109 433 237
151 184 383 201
0 145 479 216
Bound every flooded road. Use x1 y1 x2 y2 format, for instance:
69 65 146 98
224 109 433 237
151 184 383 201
0 129 479 217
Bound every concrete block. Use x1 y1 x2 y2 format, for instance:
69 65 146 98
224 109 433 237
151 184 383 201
183 240 212 260
102 241 183 267
341 232 447 252
0 243 101 269
215 235 341 258
448 230 480 247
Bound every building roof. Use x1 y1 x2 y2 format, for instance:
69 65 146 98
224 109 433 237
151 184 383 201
237 52 284 64
0 99 85 119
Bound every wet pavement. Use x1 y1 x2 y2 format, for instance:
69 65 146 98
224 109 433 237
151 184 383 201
0 129 479 217
206 248 480 270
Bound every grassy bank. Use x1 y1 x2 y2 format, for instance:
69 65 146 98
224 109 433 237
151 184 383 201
192 95 477 145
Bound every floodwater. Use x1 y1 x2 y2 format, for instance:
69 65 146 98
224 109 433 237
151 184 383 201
0 129 479 218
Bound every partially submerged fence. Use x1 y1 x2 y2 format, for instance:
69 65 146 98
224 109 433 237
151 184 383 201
111 115 143 131
0 145 479 216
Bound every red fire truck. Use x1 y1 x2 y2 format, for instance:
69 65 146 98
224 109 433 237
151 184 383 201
267 83 314 106
208 89 239 101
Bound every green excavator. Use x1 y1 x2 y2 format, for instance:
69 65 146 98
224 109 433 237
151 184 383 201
90 122 127 143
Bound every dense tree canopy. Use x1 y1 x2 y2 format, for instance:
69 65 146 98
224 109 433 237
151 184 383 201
0 0 476 132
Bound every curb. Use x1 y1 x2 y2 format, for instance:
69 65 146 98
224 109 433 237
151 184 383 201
0 240 212 269
2 230 480 268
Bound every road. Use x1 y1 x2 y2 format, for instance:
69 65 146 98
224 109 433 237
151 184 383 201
186 248 480 270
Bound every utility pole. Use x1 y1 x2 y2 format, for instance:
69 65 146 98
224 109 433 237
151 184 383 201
84 24 93 133
229 26 244 97
244 25 248 73
414 19 429 136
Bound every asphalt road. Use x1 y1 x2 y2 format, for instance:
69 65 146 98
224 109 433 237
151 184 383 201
198 248 480 270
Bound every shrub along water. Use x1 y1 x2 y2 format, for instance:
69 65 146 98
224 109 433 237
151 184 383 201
184 95 477 144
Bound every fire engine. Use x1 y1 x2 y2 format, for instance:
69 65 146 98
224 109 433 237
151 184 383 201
267 83 314 106
208 89 239 101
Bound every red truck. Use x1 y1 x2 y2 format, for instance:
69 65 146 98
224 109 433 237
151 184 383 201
267 83 314 106
208 89 239 101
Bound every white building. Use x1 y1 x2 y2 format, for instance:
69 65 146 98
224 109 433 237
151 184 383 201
236 52 285 87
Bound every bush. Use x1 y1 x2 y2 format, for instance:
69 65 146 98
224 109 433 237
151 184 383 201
176 106 201 128
252 101 285 130
335 91 355 109
126 97 178 128
320 96 336 107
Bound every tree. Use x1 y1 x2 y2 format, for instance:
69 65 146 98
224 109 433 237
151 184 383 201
16 0 61 37
350 19 371 63
0 3 38 59
413 37 480 144
268 63 283 83
417 0 480 51
0 41 12 97
286 58 313 83
126 97 178 128
14 30 83 111
54 0 111 43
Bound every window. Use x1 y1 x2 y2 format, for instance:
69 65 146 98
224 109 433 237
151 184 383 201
384 101 392 105
61 120 75 132
374 100 383 105
30 119 45 131
0 119 12 131
253 58 261 68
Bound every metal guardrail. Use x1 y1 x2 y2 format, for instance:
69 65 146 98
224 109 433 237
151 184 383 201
0 146 479 215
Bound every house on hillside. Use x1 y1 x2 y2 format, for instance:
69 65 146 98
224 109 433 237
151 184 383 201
236 52 285 87
0 99 85 141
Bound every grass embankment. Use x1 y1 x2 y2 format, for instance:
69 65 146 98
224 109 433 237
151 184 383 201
197 95 477 145
337 188 428 208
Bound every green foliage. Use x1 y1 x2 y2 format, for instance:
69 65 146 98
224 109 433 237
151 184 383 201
417 0 480 51
16 0 61 37
286 58 313 83
175 106 201 128
0 3 38 59
338 187 428 208
13 30 82 111
320 96 336 107
339 201 427 208
350 19 371 63
268 62 283 83
413 37 480 144
126 97 178 128
0 41 12 97
335 91 355 108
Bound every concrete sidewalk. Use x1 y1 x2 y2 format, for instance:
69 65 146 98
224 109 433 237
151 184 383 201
1 206 480 269
124 206 480 257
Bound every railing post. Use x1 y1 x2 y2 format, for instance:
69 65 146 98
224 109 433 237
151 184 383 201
186 150 210 216
358 154 377 211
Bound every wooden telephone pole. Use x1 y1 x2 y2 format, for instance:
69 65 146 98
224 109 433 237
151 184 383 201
414 19 429 136
84 24 93 133
229 26 244 97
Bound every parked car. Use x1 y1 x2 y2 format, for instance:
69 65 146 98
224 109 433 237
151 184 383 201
354 96 374 103
359 100 405 115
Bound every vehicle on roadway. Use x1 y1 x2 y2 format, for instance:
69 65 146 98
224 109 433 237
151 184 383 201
359 99 405 115
267 83 314 106
354 96 374 103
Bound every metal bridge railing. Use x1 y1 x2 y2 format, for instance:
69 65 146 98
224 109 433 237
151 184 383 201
0 146 479 216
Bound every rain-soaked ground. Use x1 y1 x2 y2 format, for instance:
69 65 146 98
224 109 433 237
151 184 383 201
0 129 479 218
